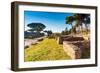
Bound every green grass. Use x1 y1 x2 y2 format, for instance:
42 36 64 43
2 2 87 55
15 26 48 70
25 38 71 61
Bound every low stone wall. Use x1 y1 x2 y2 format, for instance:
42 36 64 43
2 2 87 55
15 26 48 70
57 35 71 44
63 41 90 59
63 41 81 59
57 36 84 44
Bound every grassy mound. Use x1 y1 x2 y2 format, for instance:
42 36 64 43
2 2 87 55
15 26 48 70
25 38 71 61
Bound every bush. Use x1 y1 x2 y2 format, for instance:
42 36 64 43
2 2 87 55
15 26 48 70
47 34 55 39
38 38 43 41
24 46 29 49
24 36 33 39
31 43 37 45
53 33 61 40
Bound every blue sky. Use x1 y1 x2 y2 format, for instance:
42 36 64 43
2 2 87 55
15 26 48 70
24 11 74 33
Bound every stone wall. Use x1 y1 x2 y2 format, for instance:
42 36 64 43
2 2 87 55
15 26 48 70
63 41 81 59
57 36 84 44
57 35 72 44
63 41 90 59
57 35 90 59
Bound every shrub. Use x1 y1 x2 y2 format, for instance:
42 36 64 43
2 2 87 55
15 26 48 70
24 36 33 39
24 46 29 49
47 34 55 39
38 38 43 41
31 43 37 45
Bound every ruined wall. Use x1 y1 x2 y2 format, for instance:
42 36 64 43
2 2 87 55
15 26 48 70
63 40 90 59
63 41 81 59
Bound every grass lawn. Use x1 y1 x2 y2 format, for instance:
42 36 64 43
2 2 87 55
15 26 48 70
24 38 71 61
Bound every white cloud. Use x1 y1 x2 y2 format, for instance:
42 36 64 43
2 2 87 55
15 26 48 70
25 25 31 31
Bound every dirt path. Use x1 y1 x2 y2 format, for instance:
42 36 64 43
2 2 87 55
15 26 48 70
24 36 46 47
